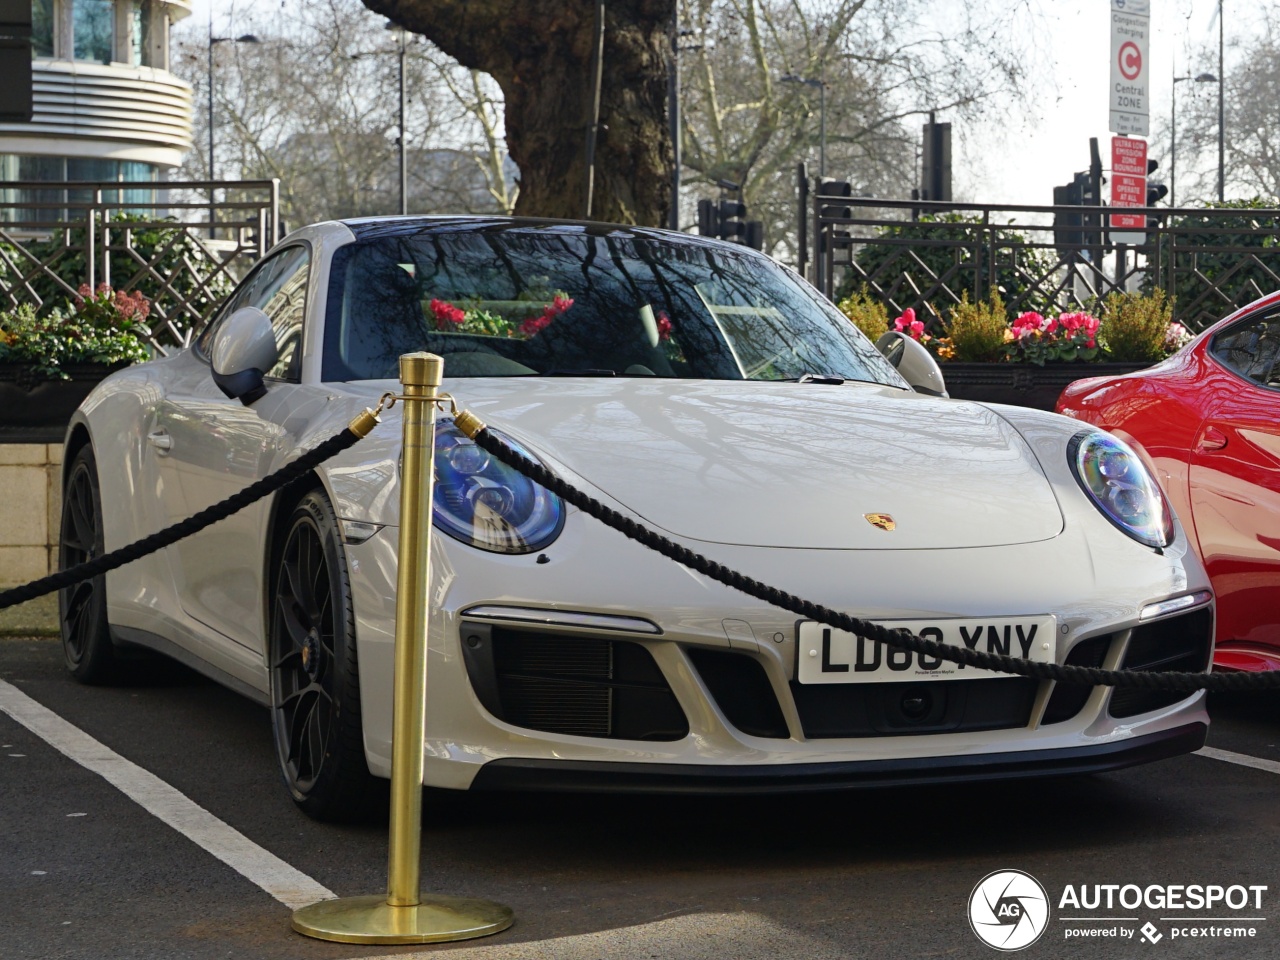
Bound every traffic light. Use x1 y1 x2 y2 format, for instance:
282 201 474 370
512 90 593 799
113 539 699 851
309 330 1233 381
698 196 763 249
818 179 852 251
1146 158 1168 205
697 199 719 238
718 199 747 241
1053 174 1086 253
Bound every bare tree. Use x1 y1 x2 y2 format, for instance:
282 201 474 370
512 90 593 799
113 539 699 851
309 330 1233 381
173 0 515 227
363 0 678 225
677 0 1035 258
1169 15 1280 202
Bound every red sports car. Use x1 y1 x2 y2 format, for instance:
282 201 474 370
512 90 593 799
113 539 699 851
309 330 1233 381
1057 290 1280 672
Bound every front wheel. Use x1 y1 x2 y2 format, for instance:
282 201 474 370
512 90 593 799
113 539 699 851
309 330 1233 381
269 490 379 821
59 445 116 683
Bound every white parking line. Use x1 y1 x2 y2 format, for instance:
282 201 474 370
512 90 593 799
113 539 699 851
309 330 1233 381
1197 746 1280 776
0 679 334 911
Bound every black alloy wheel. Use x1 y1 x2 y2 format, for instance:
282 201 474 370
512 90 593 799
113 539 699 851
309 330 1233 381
59 445 116 682
269 489 377 821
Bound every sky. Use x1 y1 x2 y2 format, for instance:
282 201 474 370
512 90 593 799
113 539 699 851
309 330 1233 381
181 0 1254 210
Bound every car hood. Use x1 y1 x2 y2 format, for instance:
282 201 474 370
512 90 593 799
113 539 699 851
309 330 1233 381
458 379 1064 550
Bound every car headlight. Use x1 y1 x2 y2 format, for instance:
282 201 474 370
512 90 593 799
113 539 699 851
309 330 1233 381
1068 431 1173 549
432 420 564 553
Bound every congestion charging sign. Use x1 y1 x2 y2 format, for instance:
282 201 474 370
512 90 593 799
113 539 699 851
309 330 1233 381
1110 136 1148 244
1110 0 1150 136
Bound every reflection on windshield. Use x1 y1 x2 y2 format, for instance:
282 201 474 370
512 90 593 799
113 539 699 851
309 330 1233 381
322 225 905 387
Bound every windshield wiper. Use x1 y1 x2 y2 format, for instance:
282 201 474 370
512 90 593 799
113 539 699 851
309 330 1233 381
792 372 847 384
542 368 618 377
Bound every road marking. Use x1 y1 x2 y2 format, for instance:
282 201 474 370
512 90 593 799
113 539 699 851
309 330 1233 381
1197 745 1280 776
0 679 334 910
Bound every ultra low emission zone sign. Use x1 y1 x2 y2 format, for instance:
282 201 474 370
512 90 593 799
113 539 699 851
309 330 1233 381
1111 135 1147 245
1110 0 1149 136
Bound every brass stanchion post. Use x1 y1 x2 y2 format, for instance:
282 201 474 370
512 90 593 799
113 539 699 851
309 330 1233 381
292 353 514 944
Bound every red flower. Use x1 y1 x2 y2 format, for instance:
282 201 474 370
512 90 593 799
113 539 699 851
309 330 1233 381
519 313 552 337
428 298 465 329
656 310 673 341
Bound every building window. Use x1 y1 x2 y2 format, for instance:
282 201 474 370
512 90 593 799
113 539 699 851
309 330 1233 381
0 154 160 223
129 1 151 66
31 0 55 57
74 0 114 64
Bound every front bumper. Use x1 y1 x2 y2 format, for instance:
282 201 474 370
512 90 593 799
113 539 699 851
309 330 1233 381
470 722 1208 794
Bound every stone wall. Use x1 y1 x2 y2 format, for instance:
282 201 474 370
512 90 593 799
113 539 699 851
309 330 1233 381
0 444 62 587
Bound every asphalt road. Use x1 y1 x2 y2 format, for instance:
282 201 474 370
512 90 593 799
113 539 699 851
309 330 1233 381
2 634 1278 960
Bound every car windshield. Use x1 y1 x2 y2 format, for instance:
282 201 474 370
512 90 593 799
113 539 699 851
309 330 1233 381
322 225 905 387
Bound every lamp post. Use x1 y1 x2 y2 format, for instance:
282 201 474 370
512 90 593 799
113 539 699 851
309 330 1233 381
781 74 826 179
385 21 408 216
207 21 259 236
1171 71 1217 208
1217 0 1225 202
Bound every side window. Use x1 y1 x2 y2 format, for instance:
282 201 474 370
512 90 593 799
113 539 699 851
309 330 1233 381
1210 312 1280 388
195 245 311 381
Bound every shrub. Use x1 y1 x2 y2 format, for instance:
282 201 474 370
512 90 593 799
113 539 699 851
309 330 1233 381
836 286 890 342
1101 290 1174 362
0 285 152 378
946 288 1008 362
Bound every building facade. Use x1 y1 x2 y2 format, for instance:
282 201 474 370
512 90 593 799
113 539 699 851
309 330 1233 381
0 1 193 198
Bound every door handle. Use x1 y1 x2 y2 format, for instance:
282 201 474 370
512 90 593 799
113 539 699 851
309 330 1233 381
1196 425 1228 453
147 429 173 453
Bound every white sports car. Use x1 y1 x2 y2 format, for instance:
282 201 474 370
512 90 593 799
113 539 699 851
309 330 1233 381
62 217 1214 820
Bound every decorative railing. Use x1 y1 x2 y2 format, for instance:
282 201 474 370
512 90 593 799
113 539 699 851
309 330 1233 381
808 194 1280 332
0 180 280 352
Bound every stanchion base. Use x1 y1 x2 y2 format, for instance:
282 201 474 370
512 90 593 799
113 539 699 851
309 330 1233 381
291 893 514 944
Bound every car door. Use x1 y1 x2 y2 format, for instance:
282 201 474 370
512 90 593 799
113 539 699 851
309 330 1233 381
1189 308 1280 647
152 244 312 651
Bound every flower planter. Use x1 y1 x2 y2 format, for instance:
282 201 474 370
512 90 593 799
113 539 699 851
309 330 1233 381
0 363 125 444
939 362 1152 412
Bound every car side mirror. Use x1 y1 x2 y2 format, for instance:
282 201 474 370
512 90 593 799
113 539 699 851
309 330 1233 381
876 331 948 398
210 306 279 406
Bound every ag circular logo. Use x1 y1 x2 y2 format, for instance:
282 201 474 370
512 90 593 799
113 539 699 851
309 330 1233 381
968 869 1050 951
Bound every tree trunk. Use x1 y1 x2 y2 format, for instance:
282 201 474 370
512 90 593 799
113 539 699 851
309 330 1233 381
364 0 674 225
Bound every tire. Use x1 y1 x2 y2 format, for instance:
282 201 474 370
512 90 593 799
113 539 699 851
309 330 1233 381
269 489 379 821
58 445 116 683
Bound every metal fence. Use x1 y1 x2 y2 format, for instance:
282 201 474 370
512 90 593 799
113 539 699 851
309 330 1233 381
807 192 1280 332
0 179 280 352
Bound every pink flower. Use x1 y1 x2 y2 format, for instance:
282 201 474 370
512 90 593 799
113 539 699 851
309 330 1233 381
77 283 92 298
549 294 574 315
656 310 673 341
892 307 916 333
909 319 925 337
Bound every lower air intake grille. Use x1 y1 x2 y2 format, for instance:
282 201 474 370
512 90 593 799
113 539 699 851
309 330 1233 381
1109 607 1213 719
687 649 789 739
790 677 1038 738
1040 634 1113 725
459 623 688 741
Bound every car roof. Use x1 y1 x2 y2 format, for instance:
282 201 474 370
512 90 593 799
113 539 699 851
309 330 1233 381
334 214 753 255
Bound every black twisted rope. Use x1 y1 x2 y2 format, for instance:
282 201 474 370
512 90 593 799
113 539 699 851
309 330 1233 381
470 427 1280 691
0 427 364 611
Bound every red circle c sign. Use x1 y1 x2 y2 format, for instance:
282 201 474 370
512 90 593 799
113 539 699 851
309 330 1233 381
1118 42 1142 81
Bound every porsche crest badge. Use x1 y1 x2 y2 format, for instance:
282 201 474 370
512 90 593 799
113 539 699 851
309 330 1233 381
864 513 896 531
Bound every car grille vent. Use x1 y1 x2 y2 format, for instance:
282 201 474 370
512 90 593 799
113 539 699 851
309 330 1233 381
687 649 789 739
1110 607 1213 719
459 623 688 741
790 677 1038 738
1040 635 1113 725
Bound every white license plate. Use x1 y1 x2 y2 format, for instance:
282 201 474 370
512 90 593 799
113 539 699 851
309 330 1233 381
795 616 1057 684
